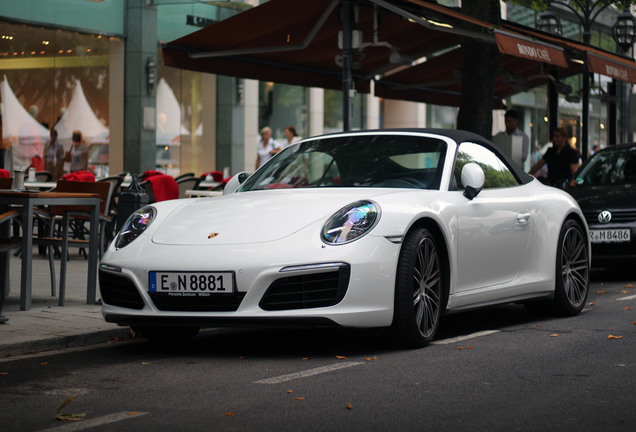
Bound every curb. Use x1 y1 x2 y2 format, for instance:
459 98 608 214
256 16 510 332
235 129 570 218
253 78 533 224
0 327 133 359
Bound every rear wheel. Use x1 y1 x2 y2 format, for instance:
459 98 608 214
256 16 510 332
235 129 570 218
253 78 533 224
391 227 443 348
554 219 590 315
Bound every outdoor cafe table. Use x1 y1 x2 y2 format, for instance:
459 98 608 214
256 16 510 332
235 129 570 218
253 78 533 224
0 190 100 311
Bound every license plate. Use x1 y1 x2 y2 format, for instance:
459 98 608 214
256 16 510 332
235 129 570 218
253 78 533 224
149 271 234 295
589 229 631 244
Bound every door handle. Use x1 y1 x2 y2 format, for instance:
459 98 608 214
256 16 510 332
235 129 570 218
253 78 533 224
516 212 530 224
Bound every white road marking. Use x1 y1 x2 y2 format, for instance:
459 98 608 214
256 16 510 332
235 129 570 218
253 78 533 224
432 330 500 345
255 362 364 384
37 411 148 432
617 294 636 301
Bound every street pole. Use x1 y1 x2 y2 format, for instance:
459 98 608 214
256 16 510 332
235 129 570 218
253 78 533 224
341 0 354 132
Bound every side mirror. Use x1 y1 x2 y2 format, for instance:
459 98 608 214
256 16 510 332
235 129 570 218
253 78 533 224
223 171 250 195
461 162 485 200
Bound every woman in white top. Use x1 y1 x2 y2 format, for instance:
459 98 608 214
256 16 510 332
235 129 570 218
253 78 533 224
282 125 301 148
255 126 280 170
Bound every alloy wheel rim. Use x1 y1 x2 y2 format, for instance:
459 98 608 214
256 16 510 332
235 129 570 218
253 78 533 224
561 226 589 308
412 236 441 338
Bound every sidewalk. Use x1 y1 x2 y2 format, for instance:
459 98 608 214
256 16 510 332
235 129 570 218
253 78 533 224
0 248 132 358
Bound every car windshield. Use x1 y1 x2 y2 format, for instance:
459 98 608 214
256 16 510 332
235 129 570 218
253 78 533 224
239 134 447 191
574 146 636 186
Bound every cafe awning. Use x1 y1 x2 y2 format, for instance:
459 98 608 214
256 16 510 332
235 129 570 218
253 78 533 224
162 0 635 111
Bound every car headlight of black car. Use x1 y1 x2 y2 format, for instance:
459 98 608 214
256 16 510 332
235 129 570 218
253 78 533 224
321 200 380 245
115 206 157 249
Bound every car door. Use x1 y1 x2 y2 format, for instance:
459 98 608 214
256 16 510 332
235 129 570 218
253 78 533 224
452 142 534 297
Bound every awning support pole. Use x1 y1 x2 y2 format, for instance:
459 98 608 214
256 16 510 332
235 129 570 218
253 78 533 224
341 0 354 131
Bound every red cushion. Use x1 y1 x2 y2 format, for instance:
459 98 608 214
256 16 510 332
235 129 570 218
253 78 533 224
30 155 45 171
143 170 164 179
0 169 10 178
62 170 95 182
201 171 224 182
147 174 179 202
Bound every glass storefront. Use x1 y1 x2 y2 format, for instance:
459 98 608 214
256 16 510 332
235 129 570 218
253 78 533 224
1 21 116 178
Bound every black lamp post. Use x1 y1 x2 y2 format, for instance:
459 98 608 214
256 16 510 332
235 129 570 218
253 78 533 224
612 9 636 144
613 9 636 51
537 1 621 160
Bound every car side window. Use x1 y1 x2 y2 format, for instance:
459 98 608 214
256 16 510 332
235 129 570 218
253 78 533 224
454 142 519 189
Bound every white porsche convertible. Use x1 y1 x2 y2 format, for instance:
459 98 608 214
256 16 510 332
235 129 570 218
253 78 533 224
100 129 590 348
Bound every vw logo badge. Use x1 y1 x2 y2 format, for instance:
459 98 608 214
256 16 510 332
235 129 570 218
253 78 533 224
598 210 612 224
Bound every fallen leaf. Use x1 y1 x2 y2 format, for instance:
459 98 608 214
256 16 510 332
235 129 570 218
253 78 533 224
466 346 473 350
40 362 48 366
597 290 606 294
624 307 634 310
287 390 293 394
588 302 595 306
458 347 463 350
56 413 86 422
626 283 633 288
374 356 381 360
534 324 543 327
0 372 8 375
345 403 353 410
621 290 630 294
223 411 236 417
302 357 310 361
57 398 75 414
141 362 150 365
239 357 246 360
127 412 141 416
364 357 372 361
335 356 348 359
608 335 623 339
294 397 305 401
550 334 559 337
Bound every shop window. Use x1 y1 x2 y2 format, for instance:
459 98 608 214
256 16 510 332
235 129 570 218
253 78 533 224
0 22 113 178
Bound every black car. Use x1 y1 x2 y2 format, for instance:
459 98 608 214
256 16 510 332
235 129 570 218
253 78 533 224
566 143 636 267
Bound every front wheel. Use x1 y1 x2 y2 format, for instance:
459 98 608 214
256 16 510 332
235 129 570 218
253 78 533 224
391 227 443 348
553 219 590 315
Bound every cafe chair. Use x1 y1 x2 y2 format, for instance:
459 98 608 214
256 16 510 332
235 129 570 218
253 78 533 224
35 171 53 182
174 172 195 182
97 175 124 245
177 176 201 198
39 180 112 303
139 174 178 203
0 177 12 189
200 170 224 182
0 207 22 255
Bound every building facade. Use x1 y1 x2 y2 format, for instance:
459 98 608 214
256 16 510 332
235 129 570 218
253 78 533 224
0 1 631 179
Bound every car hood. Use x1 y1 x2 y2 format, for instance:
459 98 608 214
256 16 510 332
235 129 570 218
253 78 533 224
567 184 636 211
151 189 396 245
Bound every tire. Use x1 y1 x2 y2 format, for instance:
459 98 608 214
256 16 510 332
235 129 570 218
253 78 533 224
553 219 590 315
391 227 443 348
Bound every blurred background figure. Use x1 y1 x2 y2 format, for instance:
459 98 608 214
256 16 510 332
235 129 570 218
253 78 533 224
44 127 65 180
255 126 279 170
282 125 301 149
65 130 89 172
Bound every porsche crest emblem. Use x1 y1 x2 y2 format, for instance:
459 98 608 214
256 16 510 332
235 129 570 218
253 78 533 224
208 233 219 239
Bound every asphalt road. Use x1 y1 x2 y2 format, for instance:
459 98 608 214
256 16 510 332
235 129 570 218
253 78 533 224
1 267 634 432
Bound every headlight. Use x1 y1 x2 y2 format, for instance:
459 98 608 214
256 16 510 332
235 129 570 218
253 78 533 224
321 200 380 245
115 206 156 249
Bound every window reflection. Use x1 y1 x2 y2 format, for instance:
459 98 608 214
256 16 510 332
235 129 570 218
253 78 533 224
0 22 112 178
455 142 518 189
